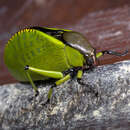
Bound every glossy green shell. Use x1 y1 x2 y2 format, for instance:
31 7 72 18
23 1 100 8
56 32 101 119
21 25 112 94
4 29 84 81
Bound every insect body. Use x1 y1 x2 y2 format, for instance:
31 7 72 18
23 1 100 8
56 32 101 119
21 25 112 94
4 26 128 100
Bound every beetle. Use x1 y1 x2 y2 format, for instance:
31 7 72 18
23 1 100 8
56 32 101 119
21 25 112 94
4 26 128 101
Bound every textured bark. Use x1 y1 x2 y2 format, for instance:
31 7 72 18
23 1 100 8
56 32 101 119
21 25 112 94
0 60 129 129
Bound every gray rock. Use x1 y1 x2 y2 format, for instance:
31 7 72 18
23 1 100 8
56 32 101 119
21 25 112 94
0 60 130 130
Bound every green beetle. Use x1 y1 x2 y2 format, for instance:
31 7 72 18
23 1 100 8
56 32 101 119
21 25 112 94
4 26 128 100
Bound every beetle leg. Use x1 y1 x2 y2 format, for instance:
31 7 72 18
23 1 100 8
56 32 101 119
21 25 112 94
47 68 82 102
25 70 39 96
24 65 64 97
76 69 86 85
47 74 71 102
24 65 63 79
77 70 83 79
96 49 128 58
55 74 71 85
47 68 84 102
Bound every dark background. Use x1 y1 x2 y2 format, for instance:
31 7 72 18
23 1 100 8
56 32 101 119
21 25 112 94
0 0 130 84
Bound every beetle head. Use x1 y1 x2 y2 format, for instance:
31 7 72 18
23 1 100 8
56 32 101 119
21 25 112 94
84 48 96 67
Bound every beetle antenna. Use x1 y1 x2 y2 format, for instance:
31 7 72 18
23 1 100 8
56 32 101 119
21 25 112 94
102 49 128 56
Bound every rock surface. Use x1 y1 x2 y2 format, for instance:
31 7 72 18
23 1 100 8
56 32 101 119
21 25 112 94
0 60 130 129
